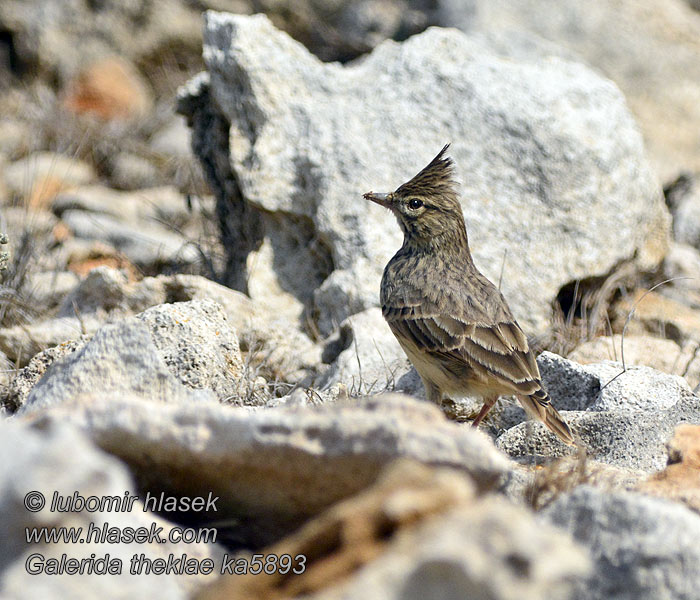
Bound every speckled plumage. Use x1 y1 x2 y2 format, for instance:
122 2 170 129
364 145 574 445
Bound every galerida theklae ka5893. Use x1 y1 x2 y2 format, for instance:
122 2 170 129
363 145 574 445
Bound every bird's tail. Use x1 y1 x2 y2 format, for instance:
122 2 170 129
517 393 575 446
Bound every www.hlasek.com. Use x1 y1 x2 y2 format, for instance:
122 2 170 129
23 490 307 576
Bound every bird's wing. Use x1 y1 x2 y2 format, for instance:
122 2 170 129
383 286 543 396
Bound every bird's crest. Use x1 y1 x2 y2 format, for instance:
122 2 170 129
396 144 456 197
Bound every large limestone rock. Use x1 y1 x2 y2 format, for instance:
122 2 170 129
438 0 700 181
16 300 243 414
29 393 514 547
181 12 668 337
496 352 700 472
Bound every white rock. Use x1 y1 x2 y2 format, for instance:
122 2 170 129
18 300 243 414
438 0 700 180
496 352 700 472
317 307 421 397
184 12 668 336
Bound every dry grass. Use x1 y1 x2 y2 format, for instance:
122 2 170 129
526 446 591 510
0 230 40 328
539 263 640 357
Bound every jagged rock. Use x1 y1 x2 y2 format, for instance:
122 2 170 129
17 300 242 414
134 300 245 401
542 485 700 600
3 338 88 412
30 392 514 548
181 12 667 337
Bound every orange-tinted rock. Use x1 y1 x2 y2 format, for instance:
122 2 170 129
570 334 700 390
27 174 66 210
638 424 700 513
614 289 700 341
63 57 153 120
67 242 140 282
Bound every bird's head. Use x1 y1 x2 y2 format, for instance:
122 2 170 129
363 144 467 250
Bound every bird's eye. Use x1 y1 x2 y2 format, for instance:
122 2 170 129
408 198 423 210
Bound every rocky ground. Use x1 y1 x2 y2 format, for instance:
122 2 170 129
1 1 700 599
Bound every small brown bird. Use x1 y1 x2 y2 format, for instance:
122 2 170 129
364 144 574 445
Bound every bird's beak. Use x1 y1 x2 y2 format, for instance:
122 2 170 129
363 191 392 208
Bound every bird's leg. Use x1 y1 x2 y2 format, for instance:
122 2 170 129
471 396 499 428
424 380 465 421
422 379 443 405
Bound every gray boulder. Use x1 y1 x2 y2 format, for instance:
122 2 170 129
181 12 668 337
496 352 700 472
538 351 693 412
542 485 700 600
31 392 514 548
134 300 245 401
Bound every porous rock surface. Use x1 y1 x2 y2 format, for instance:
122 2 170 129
16 299 241 414
496 352 700 472
180 12 668 337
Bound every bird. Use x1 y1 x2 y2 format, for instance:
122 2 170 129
363 144 574 445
